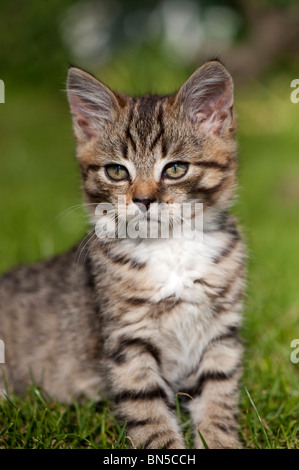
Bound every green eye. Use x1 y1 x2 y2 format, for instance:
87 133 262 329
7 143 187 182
163 162 188 179
105 164 129 181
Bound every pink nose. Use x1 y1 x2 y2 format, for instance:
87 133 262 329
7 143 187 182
133 197 156 211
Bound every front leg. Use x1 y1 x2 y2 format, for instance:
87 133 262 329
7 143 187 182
106 335 185 449
185 329 243 449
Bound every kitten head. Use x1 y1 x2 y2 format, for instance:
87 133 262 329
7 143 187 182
67 61 237 237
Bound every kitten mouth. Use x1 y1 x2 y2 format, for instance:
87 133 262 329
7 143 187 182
94 200 204 240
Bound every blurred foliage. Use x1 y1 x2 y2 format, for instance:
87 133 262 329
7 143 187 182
0 0 238 88
0 0 72 89
1 0 298 92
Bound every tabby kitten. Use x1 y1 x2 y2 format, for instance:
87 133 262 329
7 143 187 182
0 60 246 449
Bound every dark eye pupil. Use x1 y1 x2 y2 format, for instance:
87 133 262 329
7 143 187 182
106 164 129 181
163 162 188 179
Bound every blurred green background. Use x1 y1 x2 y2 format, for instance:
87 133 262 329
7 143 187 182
0 0 299 448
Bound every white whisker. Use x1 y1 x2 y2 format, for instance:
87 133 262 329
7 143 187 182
74 228 97 274
81 234 100 270
53 203 98 223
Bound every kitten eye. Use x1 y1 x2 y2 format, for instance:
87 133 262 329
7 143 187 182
163 162 188 179
105 164 129 181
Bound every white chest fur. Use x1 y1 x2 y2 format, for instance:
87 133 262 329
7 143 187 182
119 232 232 385
124 232 228 302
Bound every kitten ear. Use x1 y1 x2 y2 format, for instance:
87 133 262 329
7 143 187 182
67 67 120 143
175 60 234 136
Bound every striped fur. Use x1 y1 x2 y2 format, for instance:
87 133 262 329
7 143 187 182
0 61 246 449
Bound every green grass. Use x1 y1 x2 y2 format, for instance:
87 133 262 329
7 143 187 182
0 385 130 449
0 68 299 448
235 78 299 449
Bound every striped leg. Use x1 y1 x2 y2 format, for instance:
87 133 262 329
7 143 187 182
185 331 242 449
107 336 186 449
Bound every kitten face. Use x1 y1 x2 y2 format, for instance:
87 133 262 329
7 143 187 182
67 61 238 236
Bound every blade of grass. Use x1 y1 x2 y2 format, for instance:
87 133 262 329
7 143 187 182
244 387 271 449
175 394 181 421
245 408 260 448
113 421 127 449
197 429 209 449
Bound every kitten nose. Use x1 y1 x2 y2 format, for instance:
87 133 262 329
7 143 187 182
133 197 156 211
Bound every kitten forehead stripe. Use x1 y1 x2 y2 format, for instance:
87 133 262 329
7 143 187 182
136 94 162 121
121 139 128 159
150 101 165 152
126 100 137 152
